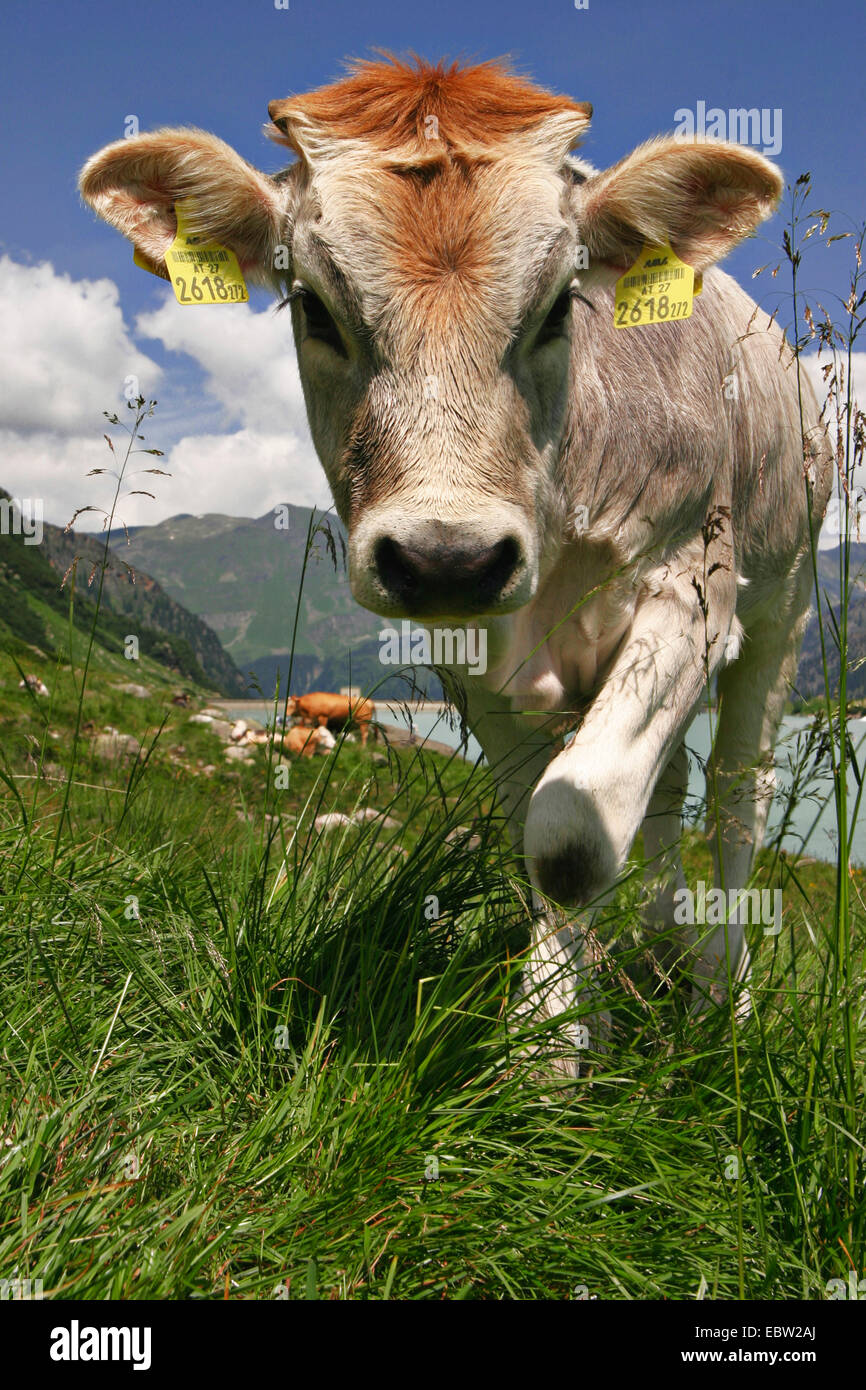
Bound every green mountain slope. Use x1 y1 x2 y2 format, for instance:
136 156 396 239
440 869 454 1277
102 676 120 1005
113 507 440 698
0 490 247 695
117 507 370 662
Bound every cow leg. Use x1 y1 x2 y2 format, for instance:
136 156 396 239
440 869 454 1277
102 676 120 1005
459 683 607 1078
640 738 690 986
360 720 369 747
523 541 737 1026
691 579 809 1011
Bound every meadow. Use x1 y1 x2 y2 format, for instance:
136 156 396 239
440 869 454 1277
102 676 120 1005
0 181 862 1301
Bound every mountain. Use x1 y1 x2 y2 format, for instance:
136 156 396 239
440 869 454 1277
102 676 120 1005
0 490 247 695
107 505 866 706
795 544 866 703
113 507 442 699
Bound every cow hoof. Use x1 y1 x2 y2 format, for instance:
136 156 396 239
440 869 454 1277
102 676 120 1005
524 777 618 907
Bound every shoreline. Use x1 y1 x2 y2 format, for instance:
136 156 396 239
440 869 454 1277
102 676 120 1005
210 698 452 714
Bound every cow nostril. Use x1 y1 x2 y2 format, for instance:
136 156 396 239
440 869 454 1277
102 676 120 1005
374 536 418 596
481 535 520 598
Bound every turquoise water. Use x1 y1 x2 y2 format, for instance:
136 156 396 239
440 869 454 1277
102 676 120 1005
213 701 866 866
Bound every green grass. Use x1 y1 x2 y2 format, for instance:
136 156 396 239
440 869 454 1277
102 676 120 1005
1 197 864 1302
0 634 863 1299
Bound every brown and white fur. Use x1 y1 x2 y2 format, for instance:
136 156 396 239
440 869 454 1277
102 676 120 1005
80 56 831 1073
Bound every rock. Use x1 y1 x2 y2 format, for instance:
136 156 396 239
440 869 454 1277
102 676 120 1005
446 825 482 851
92 731 141 761
230 720 248 741
371 753 389 766
115 682 151 699
209 719 234 740
313 812 355 833
200 707 224 718
201 764 216 777
19 674 49 697
316 727 336 752
224 745 253 762
352 807 401 829
188 714 213 725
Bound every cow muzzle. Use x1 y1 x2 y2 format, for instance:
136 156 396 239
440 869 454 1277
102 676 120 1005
350 514 536 618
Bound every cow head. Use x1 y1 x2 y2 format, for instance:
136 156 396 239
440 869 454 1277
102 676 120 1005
80 56 782 621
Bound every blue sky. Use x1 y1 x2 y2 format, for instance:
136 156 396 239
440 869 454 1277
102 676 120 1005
2 0 864 532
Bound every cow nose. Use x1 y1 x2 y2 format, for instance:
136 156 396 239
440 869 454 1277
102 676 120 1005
374 531 522 615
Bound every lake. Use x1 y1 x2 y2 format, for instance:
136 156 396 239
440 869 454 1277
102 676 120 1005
212 700 865 866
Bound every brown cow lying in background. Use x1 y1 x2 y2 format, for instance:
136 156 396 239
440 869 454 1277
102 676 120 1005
285 692 376 747
280 724 336 758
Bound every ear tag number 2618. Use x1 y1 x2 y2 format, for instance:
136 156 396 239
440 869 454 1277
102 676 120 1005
614 243 701 329
134 201 248 306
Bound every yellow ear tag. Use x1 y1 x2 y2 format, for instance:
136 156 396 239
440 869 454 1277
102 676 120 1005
140 202 249 305
614 243 696 329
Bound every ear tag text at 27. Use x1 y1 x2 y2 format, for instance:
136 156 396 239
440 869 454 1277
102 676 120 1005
134 202 248 305
614 243 696 329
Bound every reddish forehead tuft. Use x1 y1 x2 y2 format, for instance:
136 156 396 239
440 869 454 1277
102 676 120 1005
270 53 590 159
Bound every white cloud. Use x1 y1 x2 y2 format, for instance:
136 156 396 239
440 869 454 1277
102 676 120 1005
0 428 120 531
145 427 329 519
0 258 332 529
0 257 161 433
135 297 307 432
801 349 866 424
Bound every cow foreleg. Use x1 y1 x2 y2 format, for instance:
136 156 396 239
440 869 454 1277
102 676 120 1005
524 546 737 1001
458 684 606 1079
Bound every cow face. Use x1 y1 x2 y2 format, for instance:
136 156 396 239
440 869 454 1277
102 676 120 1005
79 57 781 622
276 146 596 619
265 61 597 621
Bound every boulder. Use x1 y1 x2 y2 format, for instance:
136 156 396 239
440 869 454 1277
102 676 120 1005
352 807 401 830
115 682 151 699
92 730 142 761
224 744 253 762
19 674 49 697
313 812 355 833
446 825 482 851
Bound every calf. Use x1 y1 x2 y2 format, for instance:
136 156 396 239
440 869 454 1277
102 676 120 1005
80 56 831 1071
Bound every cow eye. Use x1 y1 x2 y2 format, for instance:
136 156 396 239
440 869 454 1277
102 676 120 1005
299 288 347 356
534 288 573 348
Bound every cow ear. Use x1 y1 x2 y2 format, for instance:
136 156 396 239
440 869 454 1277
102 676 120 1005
79 128 296 284
576 137 783 273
